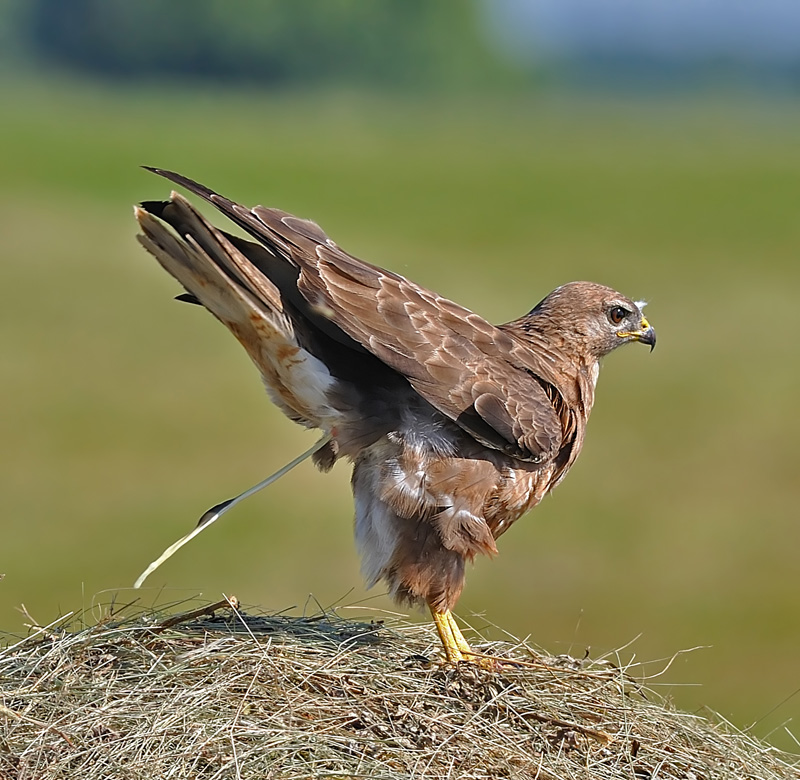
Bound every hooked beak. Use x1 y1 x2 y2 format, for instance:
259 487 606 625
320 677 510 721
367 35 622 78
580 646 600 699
618 316 657 352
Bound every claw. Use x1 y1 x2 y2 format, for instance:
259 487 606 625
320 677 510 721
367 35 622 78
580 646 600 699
430 608 508 670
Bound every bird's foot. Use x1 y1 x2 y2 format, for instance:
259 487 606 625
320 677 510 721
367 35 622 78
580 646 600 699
430 609 519 670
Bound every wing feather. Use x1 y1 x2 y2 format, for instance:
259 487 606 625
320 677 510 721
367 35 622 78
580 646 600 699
301 244 562 461
144 168 564 462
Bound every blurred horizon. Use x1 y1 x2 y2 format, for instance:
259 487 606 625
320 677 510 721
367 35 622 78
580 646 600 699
1 0 799 757
5 0 800 92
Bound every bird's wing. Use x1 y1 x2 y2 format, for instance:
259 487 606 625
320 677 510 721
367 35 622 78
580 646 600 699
144 169 563 462
295 240 562 462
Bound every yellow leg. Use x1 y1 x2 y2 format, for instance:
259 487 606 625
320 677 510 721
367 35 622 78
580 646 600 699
446 611 474 656
431 608 465 663
430 607 476 664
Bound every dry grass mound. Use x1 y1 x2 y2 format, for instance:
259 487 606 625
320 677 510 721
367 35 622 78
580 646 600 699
1 598 797 780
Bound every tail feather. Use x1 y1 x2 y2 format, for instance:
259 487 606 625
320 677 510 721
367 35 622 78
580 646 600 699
135 195 284 329
135 196 336 428
142 167 295 254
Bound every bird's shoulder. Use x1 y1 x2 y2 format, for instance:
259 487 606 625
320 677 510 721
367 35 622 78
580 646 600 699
283 236 566 463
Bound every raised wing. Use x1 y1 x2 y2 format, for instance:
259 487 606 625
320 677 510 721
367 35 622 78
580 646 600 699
144 168 563 462
295 240 561 462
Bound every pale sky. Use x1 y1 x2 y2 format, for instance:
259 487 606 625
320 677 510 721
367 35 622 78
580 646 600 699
483 0 800 63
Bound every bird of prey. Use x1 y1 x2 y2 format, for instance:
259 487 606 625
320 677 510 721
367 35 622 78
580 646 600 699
135 168 655 665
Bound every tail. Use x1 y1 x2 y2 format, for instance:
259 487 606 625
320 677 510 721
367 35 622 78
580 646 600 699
142 166 307 256
135 193 336 428
137 193 285 326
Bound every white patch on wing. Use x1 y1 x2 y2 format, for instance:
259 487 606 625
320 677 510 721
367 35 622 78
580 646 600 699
223 304 339 429
255 336 337 426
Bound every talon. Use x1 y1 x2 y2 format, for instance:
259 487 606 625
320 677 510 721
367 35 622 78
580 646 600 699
430 608 502 669
429 608 531 670
431 608 466 665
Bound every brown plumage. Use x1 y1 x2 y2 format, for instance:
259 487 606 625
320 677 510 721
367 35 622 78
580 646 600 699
135 168 656 664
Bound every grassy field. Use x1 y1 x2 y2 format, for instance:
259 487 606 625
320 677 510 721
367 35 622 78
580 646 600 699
1 78 799 752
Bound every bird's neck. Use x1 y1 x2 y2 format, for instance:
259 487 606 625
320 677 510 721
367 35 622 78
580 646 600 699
500 317 600 417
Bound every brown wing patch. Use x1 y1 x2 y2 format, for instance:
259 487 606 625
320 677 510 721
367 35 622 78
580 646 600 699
293 244 563 461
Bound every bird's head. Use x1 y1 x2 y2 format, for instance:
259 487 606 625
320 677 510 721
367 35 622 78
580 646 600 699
527 281 656 360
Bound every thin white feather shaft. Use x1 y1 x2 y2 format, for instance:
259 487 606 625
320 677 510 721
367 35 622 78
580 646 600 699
133 434 332 589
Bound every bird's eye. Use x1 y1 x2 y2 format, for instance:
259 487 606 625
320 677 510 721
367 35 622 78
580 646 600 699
608 305 629 325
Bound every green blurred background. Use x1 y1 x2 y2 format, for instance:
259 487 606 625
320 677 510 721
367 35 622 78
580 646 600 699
1 0 798 754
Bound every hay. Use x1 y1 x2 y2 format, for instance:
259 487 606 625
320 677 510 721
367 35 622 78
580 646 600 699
1 599 797 780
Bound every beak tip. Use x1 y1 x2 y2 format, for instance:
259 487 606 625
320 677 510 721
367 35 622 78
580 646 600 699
637 326 656 351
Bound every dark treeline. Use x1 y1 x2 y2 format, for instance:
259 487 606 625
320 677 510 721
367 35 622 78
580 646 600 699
11 0 509 88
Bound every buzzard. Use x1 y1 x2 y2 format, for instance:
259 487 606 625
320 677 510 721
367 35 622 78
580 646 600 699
135 169 655 664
